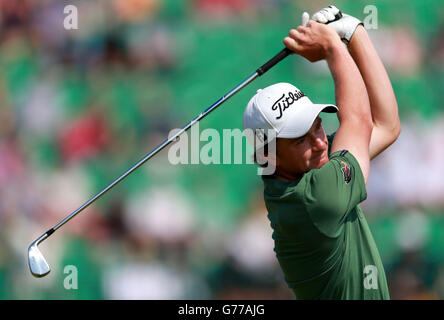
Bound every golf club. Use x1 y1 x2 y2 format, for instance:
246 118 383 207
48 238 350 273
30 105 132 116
28 47 292 278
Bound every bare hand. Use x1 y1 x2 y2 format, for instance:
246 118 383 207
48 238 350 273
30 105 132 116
283 21 341 62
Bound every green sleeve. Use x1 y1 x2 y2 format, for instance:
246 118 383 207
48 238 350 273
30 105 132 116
303 149 367 238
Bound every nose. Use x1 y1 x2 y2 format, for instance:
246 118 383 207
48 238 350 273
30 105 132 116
310 135 327 152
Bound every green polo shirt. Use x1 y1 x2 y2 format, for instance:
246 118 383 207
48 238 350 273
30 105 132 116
262 135 389 300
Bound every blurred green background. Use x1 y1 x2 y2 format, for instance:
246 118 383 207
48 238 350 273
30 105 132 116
1 0 444 299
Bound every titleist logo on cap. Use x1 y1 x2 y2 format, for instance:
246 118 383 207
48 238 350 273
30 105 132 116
271 90 306 120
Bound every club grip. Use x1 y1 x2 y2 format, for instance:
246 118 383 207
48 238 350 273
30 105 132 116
256 48 291 76
45 228 55 237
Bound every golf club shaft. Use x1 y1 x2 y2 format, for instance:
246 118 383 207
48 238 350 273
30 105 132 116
39 47 292 242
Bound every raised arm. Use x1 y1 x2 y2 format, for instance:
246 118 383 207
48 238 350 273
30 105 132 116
348 25 401 159
310 6 401 160
284 21 373 183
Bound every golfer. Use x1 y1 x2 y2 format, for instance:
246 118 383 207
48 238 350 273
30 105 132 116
243 6 400 299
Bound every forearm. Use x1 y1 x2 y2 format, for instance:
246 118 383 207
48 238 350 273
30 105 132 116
348 26 401 158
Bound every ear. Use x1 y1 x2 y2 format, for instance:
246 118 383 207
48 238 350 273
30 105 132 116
266 152 278 167
255 149 278 168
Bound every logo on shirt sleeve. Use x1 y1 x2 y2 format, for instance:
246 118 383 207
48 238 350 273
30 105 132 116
340 161 352 184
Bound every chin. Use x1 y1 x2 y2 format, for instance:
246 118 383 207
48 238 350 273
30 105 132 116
311 154 329 169
318 160 328 168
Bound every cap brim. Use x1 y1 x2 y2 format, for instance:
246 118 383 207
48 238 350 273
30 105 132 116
277 104 338 138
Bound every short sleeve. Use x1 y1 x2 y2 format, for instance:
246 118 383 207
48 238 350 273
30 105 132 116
303 150 367 238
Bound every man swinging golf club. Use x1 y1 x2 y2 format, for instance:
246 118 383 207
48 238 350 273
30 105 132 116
243 5 400 299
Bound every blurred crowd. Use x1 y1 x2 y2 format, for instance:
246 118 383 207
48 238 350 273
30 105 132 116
0 0 444 299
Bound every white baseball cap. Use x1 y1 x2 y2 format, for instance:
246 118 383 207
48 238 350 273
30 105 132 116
243 82 338 149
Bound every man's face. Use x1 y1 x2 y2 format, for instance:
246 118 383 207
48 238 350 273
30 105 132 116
274 117 329 181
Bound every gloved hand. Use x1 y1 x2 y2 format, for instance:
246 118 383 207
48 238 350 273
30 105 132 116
312 5 363 43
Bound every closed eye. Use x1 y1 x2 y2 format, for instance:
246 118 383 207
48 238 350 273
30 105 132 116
295 137 305 145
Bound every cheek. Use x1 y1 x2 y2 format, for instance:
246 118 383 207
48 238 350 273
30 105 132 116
294 145 312 167
302 148 313 161
278 147 303 168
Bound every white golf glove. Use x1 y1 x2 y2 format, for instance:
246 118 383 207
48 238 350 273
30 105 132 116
312 5 363 43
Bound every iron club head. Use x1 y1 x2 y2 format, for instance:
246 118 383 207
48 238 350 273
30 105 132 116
28 236 51 278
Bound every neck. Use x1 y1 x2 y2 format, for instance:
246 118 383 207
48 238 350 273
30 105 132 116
272 169 303 182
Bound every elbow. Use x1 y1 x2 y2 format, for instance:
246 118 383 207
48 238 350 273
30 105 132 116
376 101 402 144
379 118 401 150
393 120 401 142
387 117 401 145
